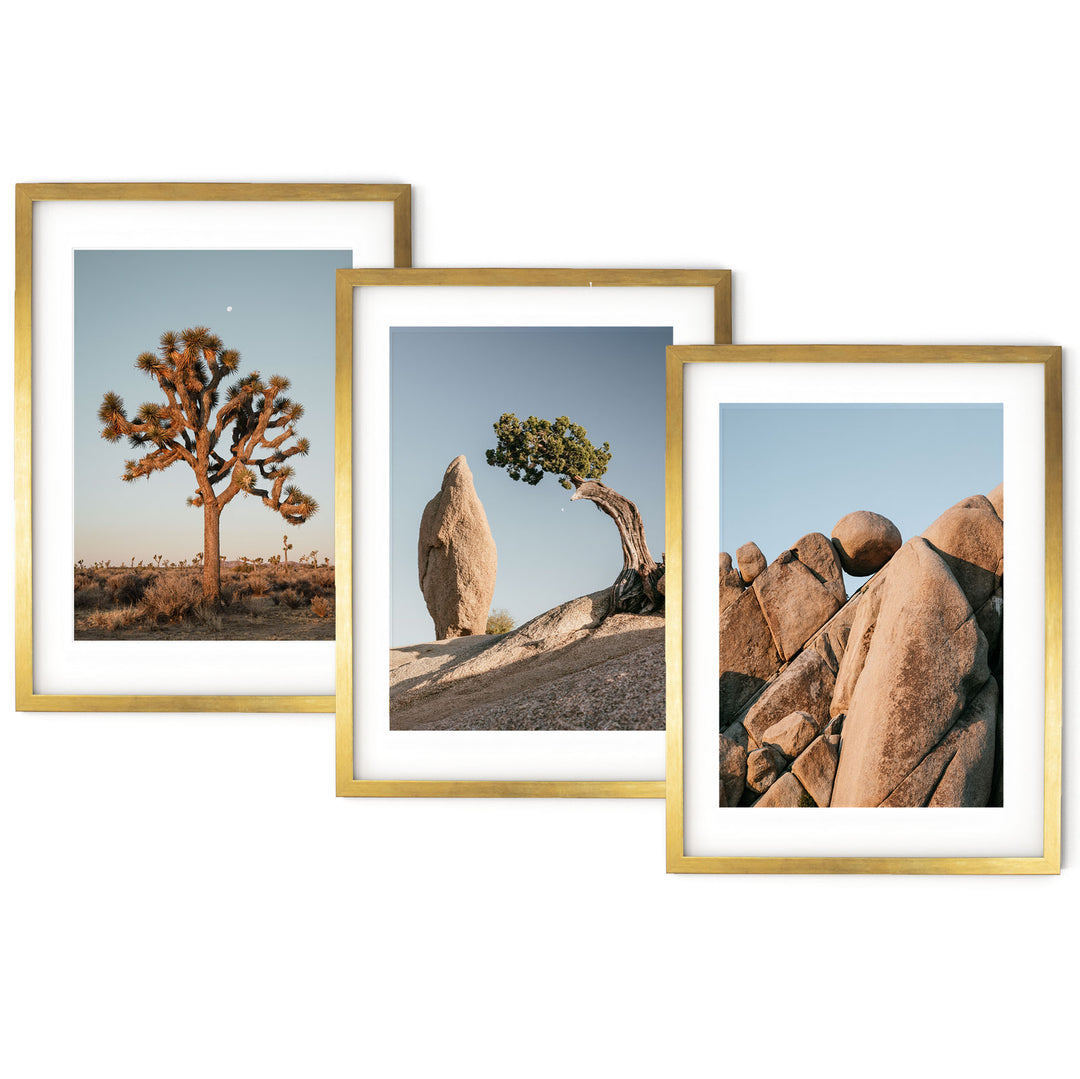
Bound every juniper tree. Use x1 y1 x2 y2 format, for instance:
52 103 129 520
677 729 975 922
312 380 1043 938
97 327 318 604
485 413 663 613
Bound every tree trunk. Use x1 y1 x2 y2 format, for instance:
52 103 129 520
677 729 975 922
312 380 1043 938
202 499 222 603
569 476 664 613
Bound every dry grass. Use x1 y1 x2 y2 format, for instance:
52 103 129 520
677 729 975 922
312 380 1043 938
86 606 142 632
73 560 335 641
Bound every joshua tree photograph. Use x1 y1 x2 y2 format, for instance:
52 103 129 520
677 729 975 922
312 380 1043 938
716 403 1004 809
389 326 670 731
74 250 346 641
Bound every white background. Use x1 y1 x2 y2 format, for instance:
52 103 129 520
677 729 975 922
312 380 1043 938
0 3 1075 1077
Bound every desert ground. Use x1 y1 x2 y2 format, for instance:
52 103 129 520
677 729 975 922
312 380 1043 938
73 559 335 641
390 589 664 731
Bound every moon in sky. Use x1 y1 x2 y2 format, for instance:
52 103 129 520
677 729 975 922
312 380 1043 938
226 306 233 312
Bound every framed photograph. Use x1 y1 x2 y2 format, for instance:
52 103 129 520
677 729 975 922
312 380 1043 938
337 268 731 796
667 345 1062 872
15 182 412 712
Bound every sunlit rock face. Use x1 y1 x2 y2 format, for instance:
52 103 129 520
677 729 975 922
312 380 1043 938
718 485 1003 809
418 455 497 639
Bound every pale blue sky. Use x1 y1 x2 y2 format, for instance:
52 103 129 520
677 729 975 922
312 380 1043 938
720 403 1003 593
391 327 670 646
74 250 348 565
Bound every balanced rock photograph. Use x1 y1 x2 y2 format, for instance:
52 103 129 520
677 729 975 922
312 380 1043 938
716 403 1005 809
389 326 670 731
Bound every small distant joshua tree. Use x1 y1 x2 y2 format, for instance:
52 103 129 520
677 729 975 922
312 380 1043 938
97 327 318 604
486 413 663 613
282 534 293 569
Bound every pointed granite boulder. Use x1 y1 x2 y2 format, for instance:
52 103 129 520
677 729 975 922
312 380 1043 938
418 456 498 639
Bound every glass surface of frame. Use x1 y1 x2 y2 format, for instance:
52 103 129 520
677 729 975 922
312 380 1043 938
337 268 732 797
666 345 1062 873
15 182 412 713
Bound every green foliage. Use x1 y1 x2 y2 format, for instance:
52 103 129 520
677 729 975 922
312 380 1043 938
486 608 516 635
485 413 611 490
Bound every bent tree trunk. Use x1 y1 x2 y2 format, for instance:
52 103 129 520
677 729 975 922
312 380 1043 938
569 476 664 613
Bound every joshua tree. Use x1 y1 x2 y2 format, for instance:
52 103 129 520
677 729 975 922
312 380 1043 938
485 413 663 613
97 327 318 604
282 534 293 569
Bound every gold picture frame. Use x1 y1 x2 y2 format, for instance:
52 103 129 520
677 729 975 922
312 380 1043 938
15 182 412 713
336 267 731 797
666 345 1061 873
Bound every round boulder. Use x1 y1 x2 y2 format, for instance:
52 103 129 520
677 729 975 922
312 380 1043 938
831 511 902 576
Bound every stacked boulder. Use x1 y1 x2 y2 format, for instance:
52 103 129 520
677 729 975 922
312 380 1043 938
718 530 849 731
718 488 1002 808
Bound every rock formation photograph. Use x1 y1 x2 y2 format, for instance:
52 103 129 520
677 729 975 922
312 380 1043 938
389 326 670 731
717 403 1004 808
75 250 346 640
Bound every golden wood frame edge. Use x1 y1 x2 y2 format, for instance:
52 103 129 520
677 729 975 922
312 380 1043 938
664 344 1062 874
15 182 412 714
335 268 732 797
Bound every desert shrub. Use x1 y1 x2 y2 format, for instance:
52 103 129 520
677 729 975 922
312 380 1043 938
486 608 516 634
107 572 150 606
310 595 332 618
279 588 303 609
219 581 250 608
141 575 203 623
292 577 318 599
313 569 335 591
190 604 223 631
116 605 142 628
74 585 107 610
248 573 270 596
